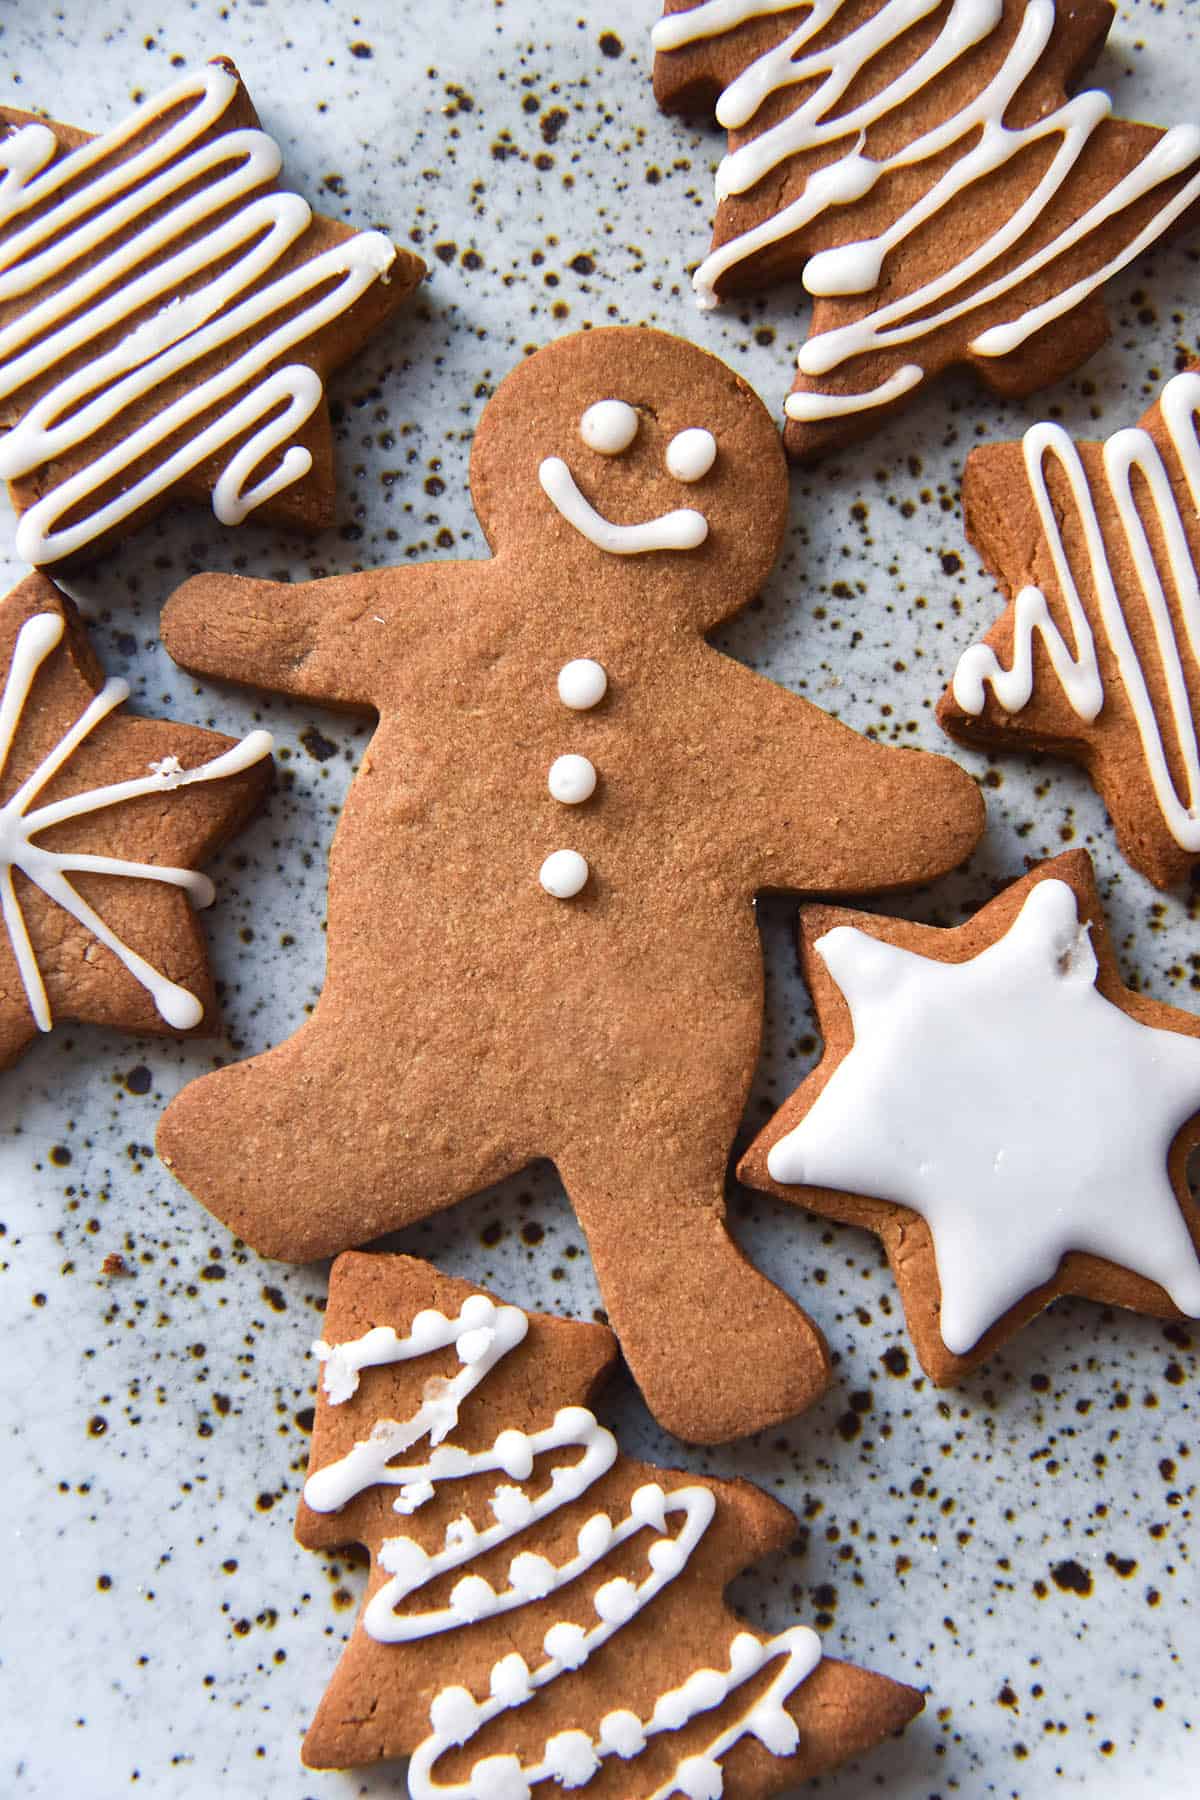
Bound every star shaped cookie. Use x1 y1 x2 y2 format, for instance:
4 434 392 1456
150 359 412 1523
0 572 272 1069
0 57 425 567
739 850 1200 1382
939 366 1200 888
294 1252 923 1795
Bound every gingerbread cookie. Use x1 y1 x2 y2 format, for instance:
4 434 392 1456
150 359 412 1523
155 325 983 1443
938 367 1200 889
0 58 425 567
295 1252 924 1794
739 850 1200 1384
651 1 1200 457
0 573 271 1069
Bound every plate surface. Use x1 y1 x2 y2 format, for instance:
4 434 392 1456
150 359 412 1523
0 3 1196 1796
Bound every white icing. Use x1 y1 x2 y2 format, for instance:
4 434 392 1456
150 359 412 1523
539 457 708 553
665 428 717 481
547 754 597 805
0 611 271 1034
952 371 1200 853
539 848 589 898
0 64 397 563
557 659 607 710
304 1298 822 1800
580 399 639 454
652 0 1200 420
765 879 1200 1355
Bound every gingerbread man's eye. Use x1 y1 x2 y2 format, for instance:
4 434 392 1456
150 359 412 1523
665 428 717 482
579 400 639 455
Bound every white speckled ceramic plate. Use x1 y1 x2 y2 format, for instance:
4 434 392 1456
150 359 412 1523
0 3 1196 1796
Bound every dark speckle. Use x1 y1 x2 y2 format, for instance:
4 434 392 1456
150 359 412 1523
49 1144 72 1167
940 551 962 575
521 1221 545 1246
349 41 373 59
540 108 569 145
124 1065 152 1095
300 726 338 762
262 1285 287 1313
88 1415 107 1437
881 1345 909 1377
598 31 624 57
1050 1558 1093 1596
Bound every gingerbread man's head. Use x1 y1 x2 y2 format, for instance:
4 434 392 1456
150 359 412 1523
469 327 790 631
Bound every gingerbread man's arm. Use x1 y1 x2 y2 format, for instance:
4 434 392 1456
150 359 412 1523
161 567 460 712
710 653 984 895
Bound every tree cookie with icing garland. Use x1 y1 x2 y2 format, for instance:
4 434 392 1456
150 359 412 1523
0 57 425 568
651 0 1200 458
295 1251 924 1795
154 325 984 1445
0 572 272 1070
739 849 1200 1384
938 367 1200 889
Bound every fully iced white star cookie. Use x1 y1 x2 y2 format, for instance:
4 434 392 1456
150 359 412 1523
739 852 1200 1382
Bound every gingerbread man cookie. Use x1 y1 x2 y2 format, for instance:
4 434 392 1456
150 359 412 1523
0 572 271 1070
156 326 983 1443
939 366 1200 888
651 1 1200 457
295 1252 923 1794
739 851 1200 1383
0 58 425 566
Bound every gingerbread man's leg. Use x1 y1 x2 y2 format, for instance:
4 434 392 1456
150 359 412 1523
157 1009 532 1262
559 1132 830 1445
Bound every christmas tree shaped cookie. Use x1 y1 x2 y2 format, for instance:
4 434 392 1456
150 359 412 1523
0 57 425 567
154 325 984 1443
651 1 1200 457
295 1252 923 1794
0 572 271 1069
939 367 1200 888
739 851 1200 1382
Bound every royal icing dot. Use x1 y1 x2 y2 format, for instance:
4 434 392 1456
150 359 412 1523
556 659 607 710
666 427 717 482
547 754 597 805
539 849 589 899
579 399 639 454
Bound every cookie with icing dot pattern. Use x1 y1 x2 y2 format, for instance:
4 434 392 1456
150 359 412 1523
294 1250 924 1795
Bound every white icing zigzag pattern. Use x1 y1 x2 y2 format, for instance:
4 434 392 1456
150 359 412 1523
0 63 396 564
652 0 1200 424
0 612 271 1033
304 1294 823 1800
953 371 1200 853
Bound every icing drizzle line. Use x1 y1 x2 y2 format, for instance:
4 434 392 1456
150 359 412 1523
304 1293 822 1800
0 612 272 1032
953 371 1200 853
0 63 396 564
652 0 1200 422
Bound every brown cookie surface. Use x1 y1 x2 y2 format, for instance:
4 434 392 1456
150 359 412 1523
0 57 425 567
156 325 983 1443
294 1251 924 1794
938 365 1200 888
0 572 272 1069
739 849 1200 1383
651 1 1200 457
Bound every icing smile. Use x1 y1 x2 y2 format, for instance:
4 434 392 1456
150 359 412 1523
538 456 708 555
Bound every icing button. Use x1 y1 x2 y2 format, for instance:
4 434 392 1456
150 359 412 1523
557 659 607 710
539 850 589 899
547 755 597 805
